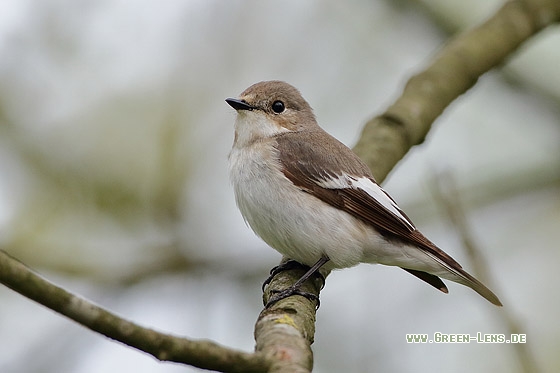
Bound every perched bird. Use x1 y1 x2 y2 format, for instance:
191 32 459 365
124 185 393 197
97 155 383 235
226 80 502 307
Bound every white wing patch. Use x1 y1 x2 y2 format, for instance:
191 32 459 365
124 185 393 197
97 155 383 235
316 173 415 231
314 172 351 188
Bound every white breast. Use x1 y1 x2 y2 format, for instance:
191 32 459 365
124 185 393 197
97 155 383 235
228 140 386 270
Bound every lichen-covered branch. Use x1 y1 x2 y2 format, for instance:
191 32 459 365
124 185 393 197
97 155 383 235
353 0 560 183
254 259 325 373
0 250 270 373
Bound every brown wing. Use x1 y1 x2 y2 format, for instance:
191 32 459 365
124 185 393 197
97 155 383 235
338 186 462 268
275 131 504 305
276 131 462 269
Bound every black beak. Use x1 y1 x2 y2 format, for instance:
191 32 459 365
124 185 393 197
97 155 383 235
225 98 254 111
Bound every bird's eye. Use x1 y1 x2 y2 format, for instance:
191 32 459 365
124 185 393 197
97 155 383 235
271 100 285 113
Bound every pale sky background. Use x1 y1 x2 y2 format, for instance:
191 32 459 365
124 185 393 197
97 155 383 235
0 1 559 372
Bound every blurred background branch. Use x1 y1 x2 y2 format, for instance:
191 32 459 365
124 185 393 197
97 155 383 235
353 0 560 183
429 169 540 373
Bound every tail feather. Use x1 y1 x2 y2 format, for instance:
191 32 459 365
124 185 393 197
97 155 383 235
403 266 502 306
422 252 503 307
402 268 448 293
398 230 503 307
447 266 503 306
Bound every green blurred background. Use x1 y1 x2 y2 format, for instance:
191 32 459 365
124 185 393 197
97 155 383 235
0 1 558 372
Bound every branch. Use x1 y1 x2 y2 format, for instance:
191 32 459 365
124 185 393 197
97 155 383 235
259 1 560 371
353 0 560 183
0 250 270 373
254 259 325 373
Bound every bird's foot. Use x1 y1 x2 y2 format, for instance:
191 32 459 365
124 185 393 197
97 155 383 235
262 259 309 291
262 258 329 309
265 286 320 309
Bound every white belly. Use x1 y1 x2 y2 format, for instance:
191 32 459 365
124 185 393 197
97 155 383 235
228 142 388 270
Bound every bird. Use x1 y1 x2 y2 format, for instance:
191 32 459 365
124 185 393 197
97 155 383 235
226 80 502 307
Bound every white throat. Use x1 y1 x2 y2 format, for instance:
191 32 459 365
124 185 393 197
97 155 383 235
233 111 291 149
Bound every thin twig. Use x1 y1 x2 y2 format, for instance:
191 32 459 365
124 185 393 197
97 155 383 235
430 170 540 373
